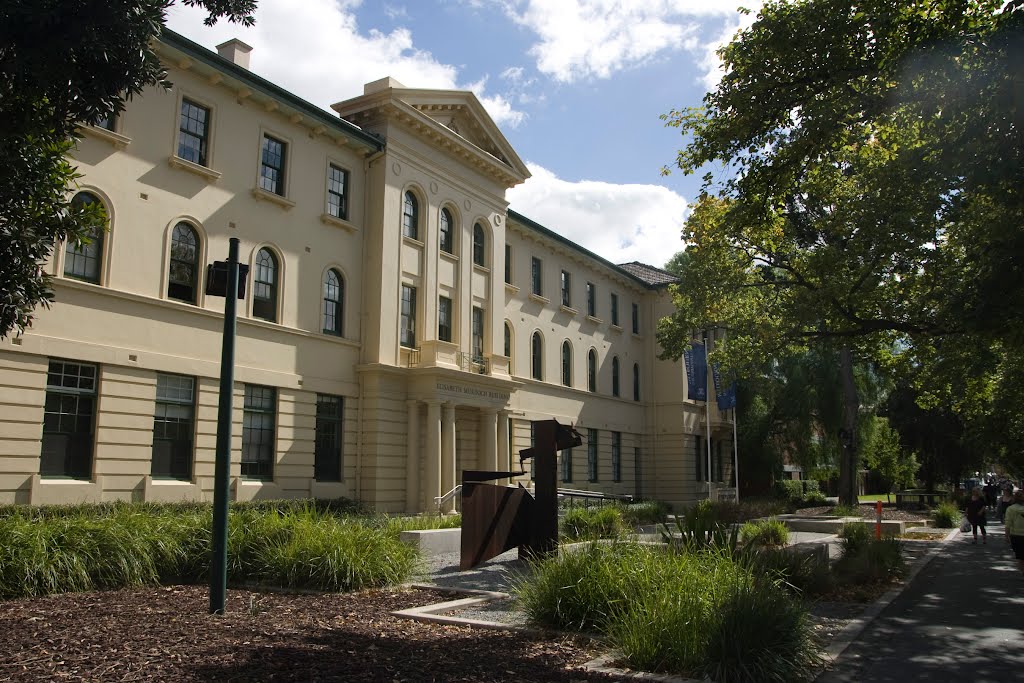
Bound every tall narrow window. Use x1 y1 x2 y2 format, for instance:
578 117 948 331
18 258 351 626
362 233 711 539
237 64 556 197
41 360 97 479
610 293 619 326
472 307 485 362
587 349 597 392
586 283 596 316
561 447 573 483
504 322 512 358
473 223 486 266
252 248 278 322
242 385 276 480
531 257 543 295
633 363 640 401
560 270 572 306
177 99 210 166
504 244 512 284
168 222 199 304
64 192 105 284
612 356 620 397
315 394 344 482
402 191 419 239
531 331 543 380
611 431 621 482
438 296 452 343
323 269 343 336
439 208 454 254
561 341 572 386
400 284 417 347
326 164 348 219
259 134 287 195
587 428 598 482
632 302 639 334
152 373 194 480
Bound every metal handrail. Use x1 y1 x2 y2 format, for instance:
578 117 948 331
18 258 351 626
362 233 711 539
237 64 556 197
557 487 634 503
433 484 462 515
457 352 488 374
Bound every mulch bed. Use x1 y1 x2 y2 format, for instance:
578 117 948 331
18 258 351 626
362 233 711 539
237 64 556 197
796 504 928 523
0 586 615 682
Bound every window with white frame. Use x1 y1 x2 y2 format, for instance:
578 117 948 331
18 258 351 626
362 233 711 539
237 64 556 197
177 99 210 166
152 373 194 480
242 384 275 480
168 222 200 304
323 269 344 336
41 360 97 479
259 134 287 195
315 394 344 482
400 284 417 348
326 164 348 219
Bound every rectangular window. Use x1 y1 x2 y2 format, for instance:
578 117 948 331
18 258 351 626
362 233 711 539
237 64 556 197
96 113 117 132
400 284 417 348
259 134 287 195
531 257 543 296
632 303 639 334
315 394 344 482
611 431 621 482
177 99 210 166
41 360 97 479
242 385 276 480
561 447 573 483
152 373 195 480
587 428 599 482
326 164 348 219
586 283 596 316
611 293 619 326
560 270 572 306
438 296 452 343
472 307 485 362
505 244 512 284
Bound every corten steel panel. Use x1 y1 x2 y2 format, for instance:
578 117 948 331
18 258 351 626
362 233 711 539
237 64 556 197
460 482 533 570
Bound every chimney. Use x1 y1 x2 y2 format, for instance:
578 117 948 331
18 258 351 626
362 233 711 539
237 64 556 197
216 38 253 70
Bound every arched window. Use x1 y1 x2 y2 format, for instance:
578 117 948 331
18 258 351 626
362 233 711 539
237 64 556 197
64 191 105 283
561 341 572 387
167 222 199 303
253 248 278 322
402 191 419 240
439 208 454 254
322 269 343 335
633 363 640 401
473 223 486 266
587 349 597 392
612 356 620 397
531 332 543 381
504 322 512 358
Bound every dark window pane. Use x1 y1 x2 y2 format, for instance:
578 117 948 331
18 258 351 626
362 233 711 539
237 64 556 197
41 360 97 479
327 165 348 219
253 248 277 322
177 100 209 166
260 135 286 195
315 394 343 482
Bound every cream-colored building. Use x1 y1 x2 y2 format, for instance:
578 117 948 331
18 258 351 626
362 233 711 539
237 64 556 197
0 31 735 511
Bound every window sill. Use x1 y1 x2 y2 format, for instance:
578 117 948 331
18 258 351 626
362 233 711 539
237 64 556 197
168 155 222 181
632 332 643 339
528 293 550 305
403 236 425 248
585 315 604 324
320 212 357 232
559 304 579 316
473 264 490 274
441 251 459 263
610 324 623 333
252 186 296 209
505 283 519 293
81 125 132 148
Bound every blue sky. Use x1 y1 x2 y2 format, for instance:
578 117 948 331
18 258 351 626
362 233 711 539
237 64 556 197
166 0 758 268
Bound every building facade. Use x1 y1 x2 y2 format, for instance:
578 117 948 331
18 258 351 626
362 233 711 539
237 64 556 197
0 32 735 511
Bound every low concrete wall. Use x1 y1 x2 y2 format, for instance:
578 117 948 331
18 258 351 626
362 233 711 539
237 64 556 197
778 515 912 534
400 528 461 556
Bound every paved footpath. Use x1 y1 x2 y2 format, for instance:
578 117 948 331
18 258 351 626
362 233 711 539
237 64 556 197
818 520 1024 682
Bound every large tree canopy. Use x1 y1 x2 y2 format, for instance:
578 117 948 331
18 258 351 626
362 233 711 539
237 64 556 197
0 0 255 338
657 0 1022 501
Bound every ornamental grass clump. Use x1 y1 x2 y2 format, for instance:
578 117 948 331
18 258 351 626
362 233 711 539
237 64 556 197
561 505 626 541
740 518 790 548
932 502 960 529
833 522 904 585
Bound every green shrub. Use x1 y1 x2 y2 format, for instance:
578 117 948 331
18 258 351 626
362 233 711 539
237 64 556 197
932 502 960 529
831 503 861 517
709 498 789 524
750 547 833 597
620 500 671 526
838 522 873 555
775 480 804 502
741 519 790 547
661 500 739 552
802 480 821 496
834 523 904 585
562 506 626 541
796 491 828 508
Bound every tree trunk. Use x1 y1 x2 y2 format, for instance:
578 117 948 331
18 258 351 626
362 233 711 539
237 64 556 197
837 347 860 506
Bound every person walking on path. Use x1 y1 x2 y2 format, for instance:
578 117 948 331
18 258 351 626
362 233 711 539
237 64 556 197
965 487 988 544
1004 489 1024 576
996 485 1014 523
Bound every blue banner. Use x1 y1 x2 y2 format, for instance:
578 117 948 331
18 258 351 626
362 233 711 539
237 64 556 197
683 342 707 401
712 363 737 411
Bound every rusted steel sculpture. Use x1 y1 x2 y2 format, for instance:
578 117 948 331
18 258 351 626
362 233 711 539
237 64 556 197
460 419 583 570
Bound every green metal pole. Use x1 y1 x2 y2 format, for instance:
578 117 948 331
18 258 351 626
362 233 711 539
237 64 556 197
210 237 239 614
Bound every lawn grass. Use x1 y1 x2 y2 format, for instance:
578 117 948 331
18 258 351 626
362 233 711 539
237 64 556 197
858 494 892 503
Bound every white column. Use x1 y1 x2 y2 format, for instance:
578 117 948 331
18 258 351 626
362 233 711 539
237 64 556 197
498 411 511 484
481 409 498 472
425 401 442 513
441 402 456 513
405 400 420 514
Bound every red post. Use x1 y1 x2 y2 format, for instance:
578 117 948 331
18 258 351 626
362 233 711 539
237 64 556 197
875 500 883 540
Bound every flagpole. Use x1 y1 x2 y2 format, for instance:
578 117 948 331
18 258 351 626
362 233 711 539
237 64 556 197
704 337 712 498
732 406 740 504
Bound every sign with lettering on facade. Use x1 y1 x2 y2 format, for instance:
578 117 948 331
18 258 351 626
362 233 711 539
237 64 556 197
435 382 510 402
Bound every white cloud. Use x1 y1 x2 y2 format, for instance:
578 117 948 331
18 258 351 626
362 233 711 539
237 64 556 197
164 0 526 127
507 164 689 268
495 0 750 82
692 5 760 91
